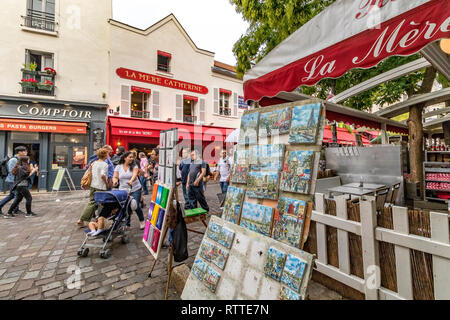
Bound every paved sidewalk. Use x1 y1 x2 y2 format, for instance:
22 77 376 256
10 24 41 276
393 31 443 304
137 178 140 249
0 182 343 300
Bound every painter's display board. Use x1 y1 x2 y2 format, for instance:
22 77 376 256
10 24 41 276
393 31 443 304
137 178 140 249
158 128 178 187
181 215 314 300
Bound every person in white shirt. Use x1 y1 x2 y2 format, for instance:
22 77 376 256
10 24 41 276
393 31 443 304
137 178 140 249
214 149 231 193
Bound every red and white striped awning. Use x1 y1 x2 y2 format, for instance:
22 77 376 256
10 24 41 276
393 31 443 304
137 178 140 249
244 0 450 102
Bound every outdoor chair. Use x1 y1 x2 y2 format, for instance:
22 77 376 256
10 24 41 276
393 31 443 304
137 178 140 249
386 182 401 205
375 187 390 214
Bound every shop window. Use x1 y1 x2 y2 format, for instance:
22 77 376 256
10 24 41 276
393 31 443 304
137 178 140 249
219 92 231 116
131 90 150 119
157 51 171 73
52 145 68 169
72 146 88 170
10 132 39 141
51 133 89 144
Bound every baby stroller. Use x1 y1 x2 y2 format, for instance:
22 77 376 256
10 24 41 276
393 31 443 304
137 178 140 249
77 190 134 259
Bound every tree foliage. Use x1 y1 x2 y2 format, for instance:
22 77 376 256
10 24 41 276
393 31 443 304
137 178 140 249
231 0 444 111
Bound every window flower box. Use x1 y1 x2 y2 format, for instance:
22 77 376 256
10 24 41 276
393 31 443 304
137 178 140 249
19 78 38 88
44 67 56 75
37 80 54 91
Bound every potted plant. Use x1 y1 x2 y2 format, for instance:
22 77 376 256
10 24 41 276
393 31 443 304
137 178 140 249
44 67 57 76
37 80 54 91
21 62 38 75
19 78 38 88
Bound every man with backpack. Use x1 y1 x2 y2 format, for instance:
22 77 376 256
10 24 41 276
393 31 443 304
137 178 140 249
0 146 28 218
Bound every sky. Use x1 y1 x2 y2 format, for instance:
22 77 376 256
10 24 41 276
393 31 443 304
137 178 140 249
112 0 249 66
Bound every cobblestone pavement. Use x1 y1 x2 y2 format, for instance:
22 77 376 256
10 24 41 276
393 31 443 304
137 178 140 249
0 182 343 300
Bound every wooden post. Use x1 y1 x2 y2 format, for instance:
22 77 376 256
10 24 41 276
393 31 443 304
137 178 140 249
165 245 174 300
392 206 413 299
430 211 450 299
335 195 350 275
360 198 379 300
315 193 327 265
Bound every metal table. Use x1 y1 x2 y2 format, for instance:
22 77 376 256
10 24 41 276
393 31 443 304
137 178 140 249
327 186 378 197
343 183 388 190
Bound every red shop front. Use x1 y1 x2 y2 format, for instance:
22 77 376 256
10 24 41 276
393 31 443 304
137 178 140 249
107 116 236 161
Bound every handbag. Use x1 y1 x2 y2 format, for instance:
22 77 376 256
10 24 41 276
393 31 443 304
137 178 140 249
172 201 188 262
81 162 94 189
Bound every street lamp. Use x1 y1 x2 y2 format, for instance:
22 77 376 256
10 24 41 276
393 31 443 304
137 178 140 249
440 38 450 54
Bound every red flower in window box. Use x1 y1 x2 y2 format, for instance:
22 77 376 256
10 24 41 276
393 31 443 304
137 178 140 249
19 78 38 88
44 67 57 75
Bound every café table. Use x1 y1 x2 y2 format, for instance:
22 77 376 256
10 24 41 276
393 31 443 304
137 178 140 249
327 185 378 197
343 182 388 190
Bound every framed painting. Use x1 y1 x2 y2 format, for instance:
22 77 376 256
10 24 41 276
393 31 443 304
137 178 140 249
250 144 284 171
289 103 321 144
280 150 314 194
238 112 259 145
259 107 292 138
217 226 235 249
280 254 307 292
246 171 279 200
221 186 245 224
240 202 274 237
264 247 287 282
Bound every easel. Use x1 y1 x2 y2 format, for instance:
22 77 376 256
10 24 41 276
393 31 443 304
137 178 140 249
147 183 209 300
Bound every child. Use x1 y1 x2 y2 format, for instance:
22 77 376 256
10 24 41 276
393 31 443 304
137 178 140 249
87 207 119 236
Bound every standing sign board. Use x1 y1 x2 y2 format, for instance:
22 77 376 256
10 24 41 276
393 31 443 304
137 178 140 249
52 168 76 192
182 99 324 300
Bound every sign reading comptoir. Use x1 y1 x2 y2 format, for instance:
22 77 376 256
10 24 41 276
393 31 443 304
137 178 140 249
116 68 208 95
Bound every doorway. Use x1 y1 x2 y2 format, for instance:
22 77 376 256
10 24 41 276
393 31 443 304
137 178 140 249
12 142 40 191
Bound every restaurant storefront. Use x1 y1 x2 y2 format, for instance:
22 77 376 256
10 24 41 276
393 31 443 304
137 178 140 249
0 98 107 191
107 116 236 161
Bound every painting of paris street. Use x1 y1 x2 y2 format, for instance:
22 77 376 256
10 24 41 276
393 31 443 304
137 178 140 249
238 112 259 145
192 258 208 281
289 103 321 144
259 107 292 137
272 215 304 248
246 171 280 200
279 286 302 300
240 202 274 237
280 254 307 292
250 144 284 171
280 150 314 194
231 149 249 183
221 186 245 224
264 247 287 282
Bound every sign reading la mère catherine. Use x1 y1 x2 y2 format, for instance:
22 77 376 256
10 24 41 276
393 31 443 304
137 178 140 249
116 68 208 95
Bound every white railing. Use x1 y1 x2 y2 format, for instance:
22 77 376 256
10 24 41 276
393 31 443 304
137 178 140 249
312 193 450 300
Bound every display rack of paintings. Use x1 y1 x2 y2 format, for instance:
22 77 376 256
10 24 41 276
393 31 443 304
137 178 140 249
289 103 322 144
239 202 274 237
238 112 259 145
221 186 245 224
258 107 291 138
279 150 314 194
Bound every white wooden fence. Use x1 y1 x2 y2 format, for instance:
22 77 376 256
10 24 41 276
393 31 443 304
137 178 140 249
312 193 450 300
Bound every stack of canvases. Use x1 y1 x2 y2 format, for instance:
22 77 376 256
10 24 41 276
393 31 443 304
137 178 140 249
143 182 170 255
222 101 323 299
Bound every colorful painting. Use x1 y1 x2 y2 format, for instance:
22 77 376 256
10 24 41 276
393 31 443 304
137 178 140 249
204 266 220 293
217 227 235 249
280 150 314 194
250 144 284 171
147 202 155 220
280 254 307 292
160 132 166 149
158 167 165 183
211 245 229 270
238 112 259 145
280 286 302 300
165 167 173 187
231 149 249 184
146 225 155 247
199 240 215 262
264 247 287 281
272 197 307 247
151 228 161 252
159 149 166 166
166 148 174 167
289 103 321 144
166 130 174 148
156 208 165 230
246 171 279 200
222 186 245 224
192 258 208 281
143 220 151 241
207 221 222 242
240 202 274 237
259 107 292 137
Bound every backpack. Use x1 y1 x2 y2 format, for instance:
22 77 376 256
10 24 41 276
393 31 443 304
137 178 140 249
0 156 11 179
172 201 188 262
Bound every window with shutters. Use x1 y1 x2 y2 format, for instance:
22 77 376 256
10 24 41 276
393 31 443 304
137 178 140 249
157 51 171 73
219 92 231 116
130 90 150 119
21 49 55 96
152 91 160 120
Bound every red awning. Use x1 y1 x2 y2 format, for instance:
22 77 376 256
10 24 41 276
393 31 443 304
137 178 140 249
0 118 86 134
219 88 232 95
157 50 172 58
108 116 234 142
183 95 198 102
323 126 371 146
131 86 151 94
243 0 449 102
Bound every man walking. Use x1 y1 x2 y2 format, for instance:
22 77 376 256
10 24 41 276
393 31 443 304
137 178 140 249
111 146 125 166
186 149 209 212
179 148 191 208
214 149 231 194
1 146 28 218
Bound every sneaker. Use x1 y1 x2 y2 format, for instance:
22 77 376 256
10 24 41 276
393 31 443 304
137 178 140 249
3 213 15 219
15 209 26 215
25 212 37 218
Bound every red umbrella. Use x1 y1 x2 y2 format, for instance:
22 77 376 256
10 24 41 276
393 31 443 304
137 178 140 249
244 0 449 103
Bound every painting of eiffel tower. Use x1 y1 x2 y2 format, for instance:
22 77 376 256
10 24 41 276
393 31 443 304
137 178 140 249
289 103 321 144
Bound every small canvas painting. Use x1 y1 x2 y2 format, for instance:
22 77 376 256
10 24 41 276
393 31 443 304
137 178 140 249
158 167 164 184
280 254 307 292
199 240 215 262
240 202 274 237
192 258 208 281
159 149 166 166
207 221 222 242
203 266 220 293
211 245 229 270
280 286 302 300
264 247 287 281
238 112 259 145
222 186 245 224
272 215 304 248
231 166 248 184
166 130 174 148
246 171 279 200
289 103 321 144
217 227 235 249
160 132 166 148
250 144 284 171
259 107 291 137
166 148 174 167
280 150 314 194
165 167 173 186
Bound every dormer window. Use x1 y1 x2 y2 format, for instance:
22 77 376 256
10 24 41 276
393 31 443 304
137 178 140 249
157 51 171 73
